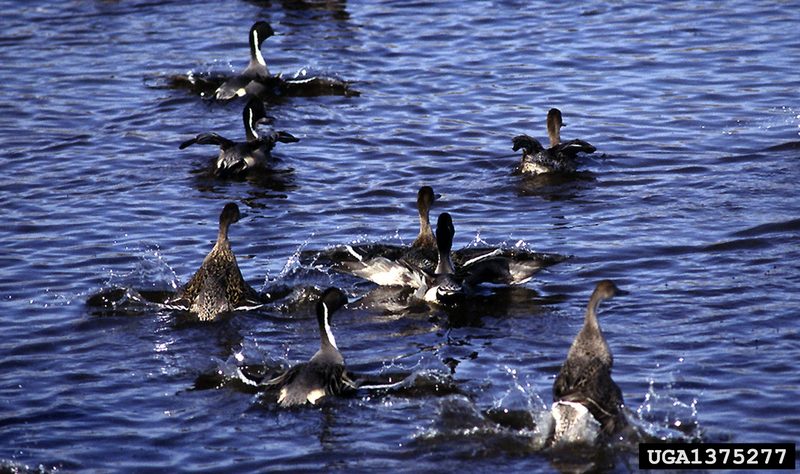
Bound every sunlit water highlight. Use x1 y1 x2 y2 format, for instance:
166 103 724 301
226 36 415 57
1 0 799 472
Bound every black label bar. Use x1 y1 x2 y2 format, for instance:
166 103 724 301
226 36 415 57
639 443 796 470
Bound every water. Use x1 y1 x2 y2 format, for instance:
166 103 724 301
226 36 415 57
1 0 799 471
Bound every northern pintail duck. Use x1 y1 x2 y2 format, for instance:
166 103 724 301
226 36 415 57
170 203 261 321
212 21 358 100
415 212 462 303
416 213 565 303
551 280 627 443
214 22 275 100
179 98 298 177
334 186 439 285
325 187 566 289
339 198 566 294
261 288 357 406
512 108 596 175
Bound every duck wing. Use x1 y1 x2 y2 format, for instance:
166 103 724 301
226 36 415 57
272 130 299 144
304 243 407 268
281 75 359 97
331 243 432 288
215 74 254 100
180 132 235 150
340 255 429 288
457 249 568 285
512 134 545 154
553 139 595 159
261 363 302 390
256 130 299 152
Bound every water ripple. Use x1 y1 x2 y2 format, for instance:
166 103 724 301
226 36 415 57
1 0 799 471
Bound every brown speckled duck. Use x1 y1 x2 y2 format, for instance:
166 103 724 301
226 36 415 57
171 202 261 321
551 280 627 443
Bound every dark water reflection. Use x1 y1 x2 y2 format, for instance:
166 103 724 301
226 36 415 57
1 0 799 472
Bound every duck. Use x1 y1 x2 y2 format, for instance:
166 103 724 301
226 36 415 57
415 212 462 303
170 203 262 321
398 185 443 272
333 186 440 285
336 196 566 294
214 21 275 100
321 185 565 289
551 280 627 444
212 21 359 101
261 288 357 407
415 213 565 303
512 108 596 175
179 98 298 177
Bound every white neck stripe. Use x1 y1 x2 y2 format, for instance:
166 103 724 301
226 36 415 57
252 29 266 67
246 108 258 139
322 302 337 350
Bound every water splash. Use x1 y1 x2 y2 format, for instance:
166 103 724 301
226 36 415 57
461 230 490 248
85 244 181 315
276 239 311 280
411 366 555 455
487 366 553 449
491 366 549 414
413 392 548 457
265 237 341 293
111 243 180 291
631 379 702 442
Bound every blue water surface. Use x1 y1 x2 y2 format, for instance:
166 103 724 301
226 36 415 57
1 0 799 471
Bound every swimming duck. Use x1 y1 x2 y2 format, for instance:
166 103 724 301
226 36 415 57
171 203 262 321
333 186 440 285
551 280 627 443
415 213 565 302
415 212 462 303
261 288 357 406
215 22 275 100
179 98 298 177
338 201 566 295
211 21 359 100
512 108 596 175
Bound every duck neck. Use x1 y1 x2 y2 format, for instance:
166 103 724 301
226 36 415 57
583 293 604 334
249 27 268 72
548 122 561 147
435 248 454 275
250 29 267 69
243 106 259 141
415 210 434 248
217 219 231 245
579 293 612 367
318 302 338 351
